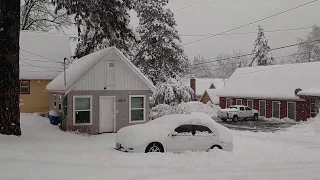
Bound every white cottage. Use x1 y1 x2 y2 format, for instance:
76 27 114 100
46 47 156 134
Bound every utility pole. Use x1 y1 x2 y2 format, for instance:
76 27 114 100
63 58 70 86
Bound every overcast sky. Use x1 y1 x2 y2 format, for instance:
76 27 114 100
66 0 319 62
131 0 319 61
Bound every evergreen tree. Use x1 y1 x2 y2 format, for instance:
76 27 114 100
133 0 189 85
0 0 22 136
52 0 139 58
248 25 274 66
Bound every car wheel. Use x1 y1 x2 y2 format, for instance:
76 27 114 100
145 142 164 153
232 115 238 122
253 113 259 121
209 145 223 151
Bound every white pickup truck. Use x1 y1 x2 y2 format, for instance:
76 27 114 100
217 105 259 122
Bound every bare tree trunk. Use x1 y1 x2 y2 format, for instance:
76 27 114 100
0 0 22 136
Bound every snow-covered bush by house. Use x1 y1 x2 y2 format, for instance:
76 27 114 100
151 78 194 107
150 101 219 119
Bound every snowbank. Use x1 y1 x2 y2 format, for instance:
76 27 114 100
151 101 219 118
1 114 320 180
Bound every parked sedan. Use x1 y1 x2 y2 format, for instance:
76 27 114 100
115 112 233 153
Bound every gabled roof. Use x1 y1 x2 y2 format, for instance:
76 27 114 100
201 89 220 104
217 61 320 100
46 47 156 93
20 31 72 80
181 78 225 97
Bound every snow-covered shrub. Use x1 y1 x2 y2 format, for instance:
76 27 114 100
150 101 218 120
151 78 194 107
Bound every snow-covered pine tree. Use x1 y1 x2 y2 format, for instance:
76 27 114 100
52 0 139 58
151 78 194 107
0 0 22 136
248 25 275 67
133 0 189 85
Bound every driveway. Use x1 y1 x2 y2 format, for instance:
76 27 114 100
213 117 298 132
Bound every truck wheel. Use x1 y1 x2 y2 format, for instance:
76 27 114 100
221 118 227 122
232 115 238 122
253 113 259 121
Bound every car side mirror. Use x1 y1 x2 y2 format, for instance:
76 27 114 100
171 132 178 136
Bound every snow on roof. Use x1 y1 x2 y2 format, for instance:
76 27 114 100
20 31 72 80
204 89 220 104
297 88 320 97
217 61 320 100
181 78 225 96
46 47 155 93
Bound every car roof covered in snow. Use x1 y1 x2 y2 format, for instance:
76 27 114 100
46 47 156 93
180 78 225 96
20 31 72 80
148 112 232 142
217 61 320 100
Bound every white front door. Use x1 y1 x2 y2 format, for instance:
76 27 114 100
99 96 115 133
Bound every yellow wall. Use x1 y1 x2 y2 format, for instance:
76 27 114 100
20 80 51 113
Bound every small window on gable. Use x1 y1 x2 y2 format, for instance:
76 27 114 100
20 80 30 94
107 62 115 86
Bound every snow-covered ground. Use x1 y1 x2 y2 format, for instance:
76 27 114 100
1 113 320 180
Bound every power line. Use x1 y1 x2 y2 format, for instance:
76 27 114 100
20 49 62 63
21 60 63 72
180 26 313 37
182 0 319 46
20 58 63 64
175 0 220 16
173 0 209 13
189 39 320 67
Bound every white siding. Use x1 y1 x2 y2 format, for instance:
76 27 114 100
73 53 150 91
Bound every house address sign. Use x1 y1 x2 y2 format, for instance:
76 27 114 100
118 99 126 102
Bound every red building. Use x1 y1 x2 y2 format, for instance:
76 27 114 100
217 62 320 121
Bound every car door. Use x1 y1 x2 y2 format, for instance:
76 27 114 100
192 125 218 151
166 124 195 153
238 107 246 118
245 107 253 117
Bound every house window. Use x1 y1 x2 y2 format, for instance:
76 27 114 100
54 94 57 107
226 98 232 108
107 62 115 86
259 100 266 117
58 95 62 112
129 95 146 123
20 80 30 94
311 103 319 118
288 102 296 120
272 101 280 118
73 96 92 125
236 99 242 105
247 99 253 109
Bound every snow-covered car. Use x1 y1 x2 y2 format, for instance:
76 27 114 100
217 105 259 122
115 112 233 153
